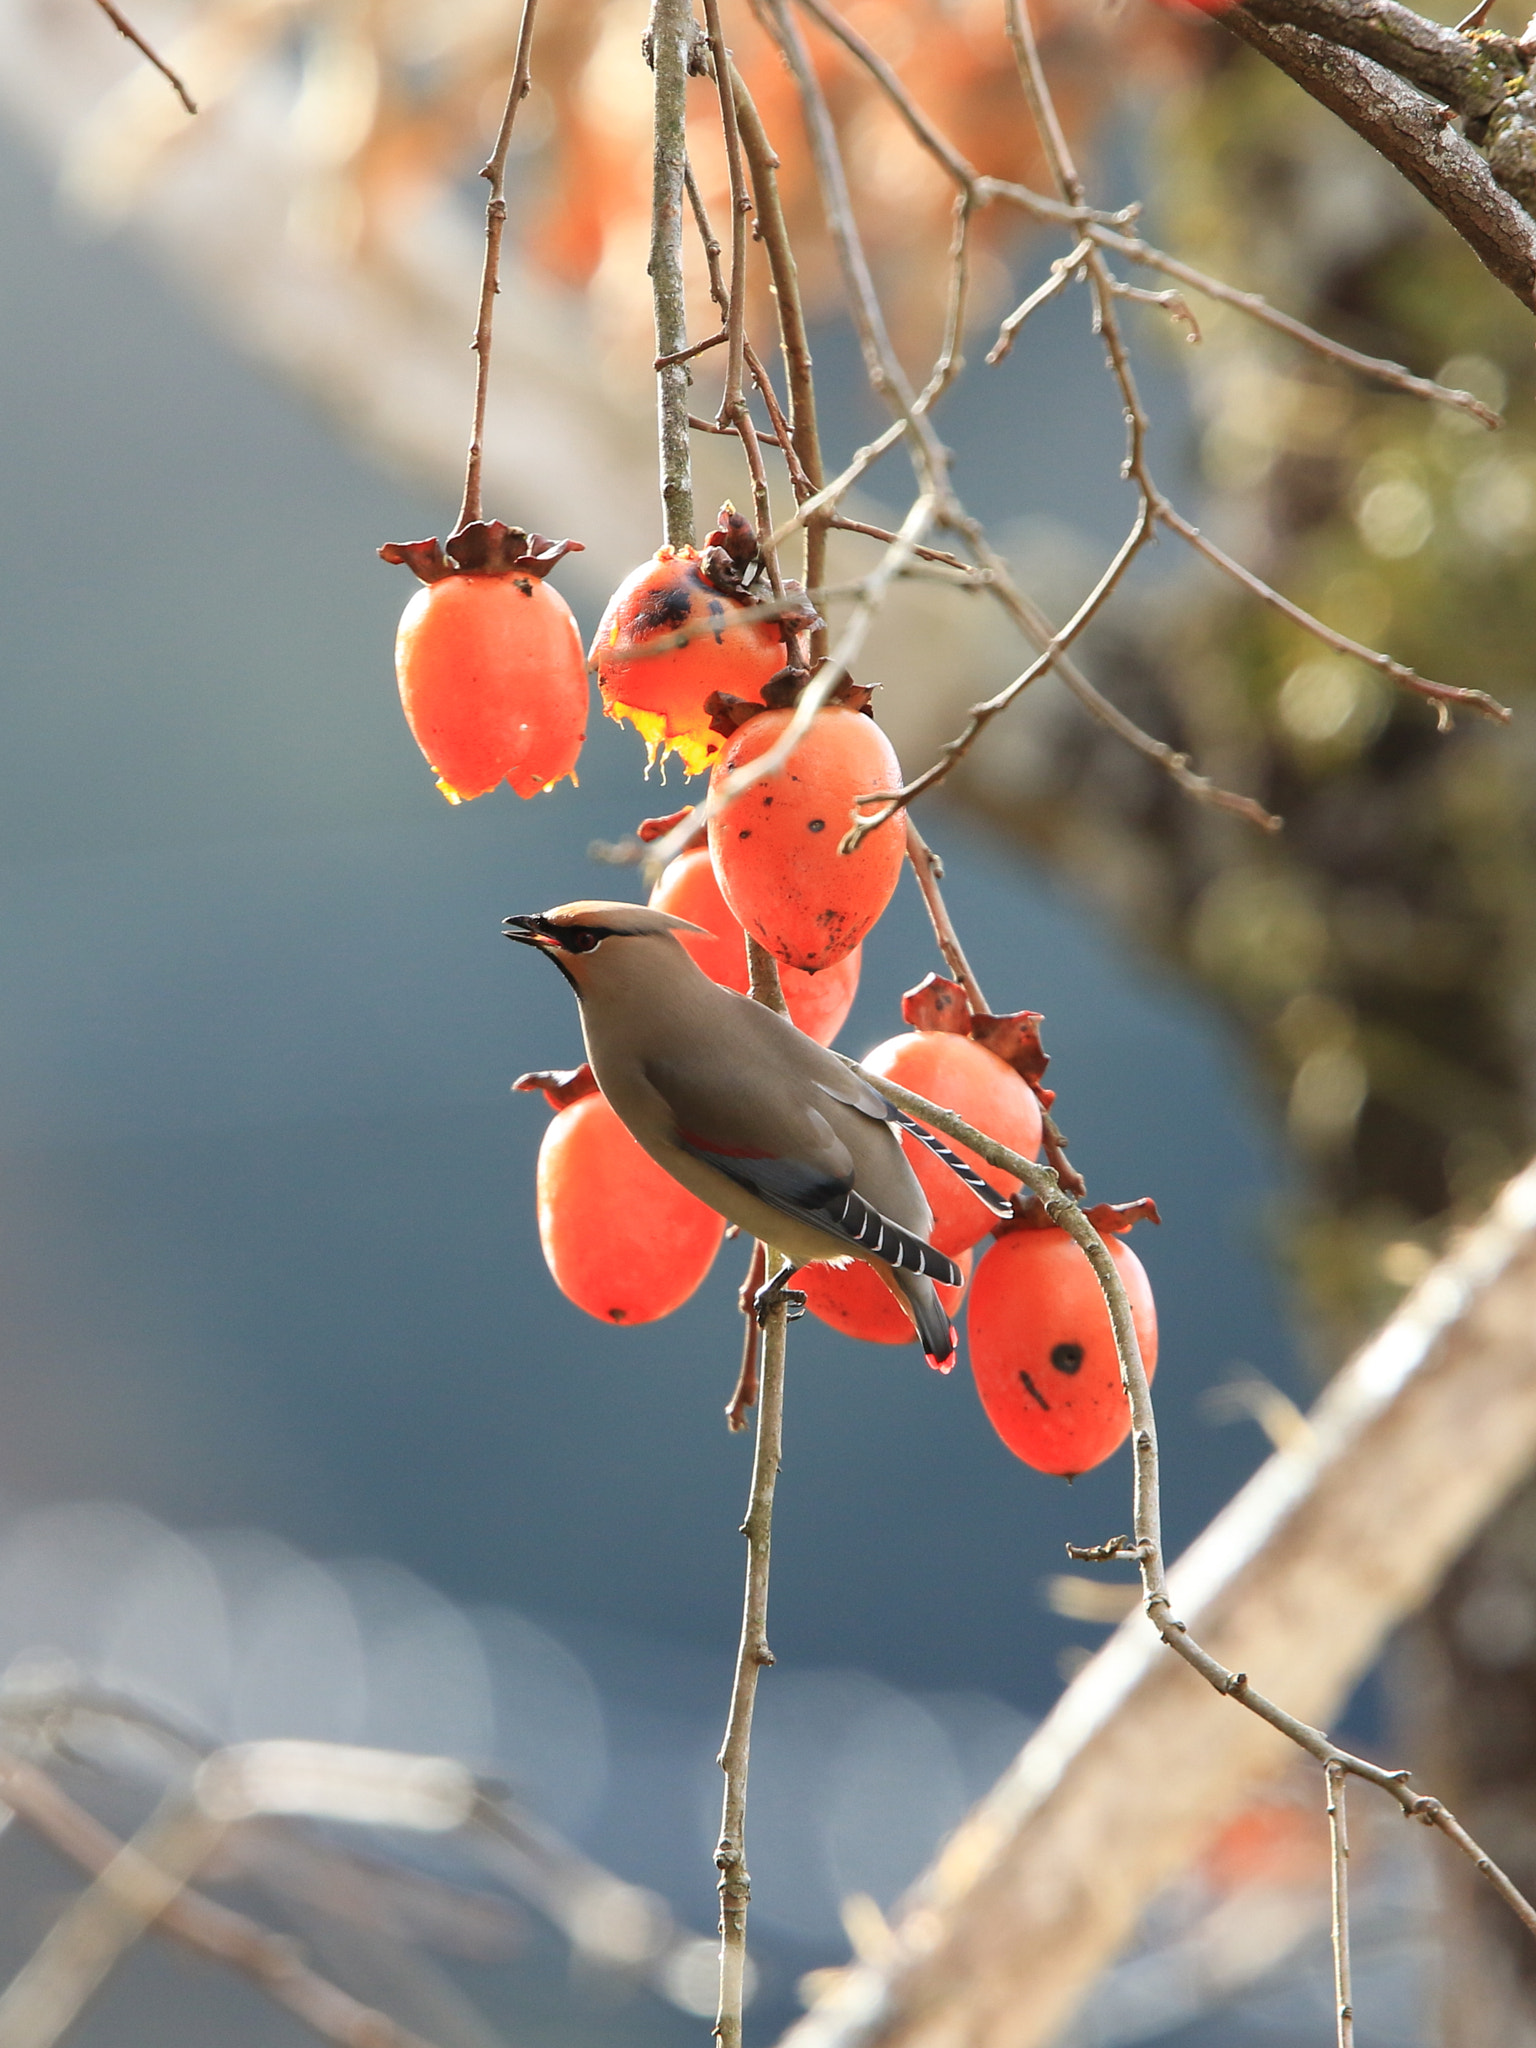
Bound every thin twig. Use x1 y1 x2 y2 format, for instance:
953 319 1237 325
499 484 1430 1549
0 1754 441 2048
715 1265 788 2048
90 0 196 113
659 329 729 368
791 0 1107 231
764 420 907 553
702 0 751 429
728 1241 768 1431
1092 227 1503 427
844 509 1157 844
1161 503 1511 726
755 0 932 443
698 7 790 629
1107 278 1202 341
715 938 792 2048
987 241 1091 365
899 825 1085 1193
903 819 988 1012
924 191 976 408
690 412 786 449
730 61 828 620
457 0 539 530
827 518 976 574
1327 1763 1356 2048
648 0 698 549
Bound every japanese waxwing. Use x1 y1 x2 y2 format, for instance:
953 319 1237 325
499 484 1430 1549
504 900 1009 1365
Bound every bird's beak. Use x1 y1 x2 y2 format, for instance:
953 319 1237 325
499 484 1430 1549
503 914 558 949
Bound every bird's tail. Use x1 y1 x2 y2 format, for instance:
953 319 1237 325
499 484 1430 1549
892 1270 957 1372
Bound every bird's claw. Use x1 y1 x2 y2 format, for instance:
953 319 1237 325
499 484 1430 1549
752 1284 807 1327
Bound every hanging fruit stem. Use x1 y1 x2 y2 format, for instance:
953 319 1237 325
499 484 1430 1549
458 0 541 532
648 0 698 549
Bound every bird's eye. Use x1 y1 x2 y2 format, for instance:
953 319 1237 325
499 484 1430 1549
560 928 601 954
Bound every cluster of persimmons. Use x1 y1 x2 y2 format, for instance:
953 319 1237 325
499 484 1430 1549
382 509 1157 1477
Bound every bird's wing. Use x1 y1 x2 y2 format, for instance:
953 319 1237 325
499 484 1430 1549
815 1075 1014 1222
642 1051 961 1284
677 1136 963 1285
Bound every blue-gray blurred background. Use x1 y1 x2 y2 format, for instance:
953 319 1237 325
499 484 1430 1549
0 104 1378 2048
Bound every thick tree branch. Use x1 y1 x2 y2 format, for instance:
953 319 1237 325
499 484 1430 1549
1227 9 1536 303
1242 0 1523 117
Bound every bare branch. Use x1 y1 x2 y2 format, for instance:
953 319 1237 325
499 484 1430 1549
1327 1764 1356 2048
648 0 698 548
730 61 829 615
1224 9 1536 306
825 518 976 574
1240 0 1522 118
1107 277 1202 341
902 819 989 1013
0 1754 441 2048
89 0 195 114
1160 502 1513 725
716 936 792 2048
1093 227 1503 425
843 511 1157 843
728 1240 768 1431
457 0 539 530
986 242 1090 365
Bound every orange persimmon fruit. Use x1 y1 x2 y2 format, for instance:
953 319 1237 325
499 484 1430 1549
591 547 784 775
860 1030 1043 1255
708 707 905 973
393 566 587 805
537 1090 725 1323
967 1228 1158 1476
648 846 861 1046
801 1246 972 1347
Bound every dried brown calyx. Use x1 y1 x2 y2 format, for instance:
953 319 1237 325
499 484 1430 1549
512 1064 598 1111
703 661 875 740
997 1194 1162 1238
379 520 585 585
901 973 1053 1103
899 972 1091 1200
697 501 822 625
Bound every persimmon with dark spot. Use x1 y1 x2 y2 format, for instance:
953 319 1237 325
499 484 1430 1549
536 1089 725 1323
649 846 861 1045
591 548 784 775
860 1030 1042 1254
801 1246 971 1349
708 707 905 972
967 1227 1158 1476
382 522 588 805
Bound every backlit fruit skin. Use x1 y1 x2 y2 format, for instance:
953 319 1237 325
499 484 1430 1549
861 1032 1043 1255
592 548 783 775
708 708 905 973
967 1229 1158 1477
802 1247 971 1348
537 1091 725 1323
395 573 587 803
648 848 860 1046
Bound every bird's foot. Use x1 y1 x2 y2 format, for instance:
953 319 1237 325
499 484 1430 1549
752 1276 806 1326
